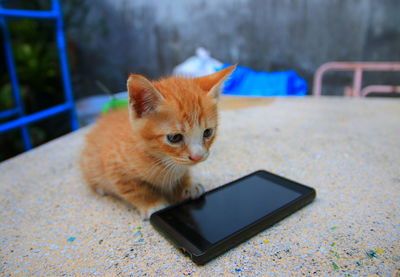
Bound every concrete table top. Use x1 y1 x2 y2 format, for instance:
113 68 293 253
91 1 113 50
1 97 399 276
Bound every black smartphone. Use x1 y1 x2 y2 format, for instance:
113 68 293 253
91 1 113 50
150 170 316 265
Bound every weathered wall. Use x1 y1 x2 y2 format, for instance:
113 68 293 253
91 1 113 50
65 0 400 97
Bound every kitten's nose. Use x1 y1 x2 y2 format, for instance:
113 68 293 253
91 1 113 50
189 155 203 162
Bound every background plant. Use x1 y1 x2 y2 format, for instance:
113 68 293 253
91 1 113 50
0 0 90 161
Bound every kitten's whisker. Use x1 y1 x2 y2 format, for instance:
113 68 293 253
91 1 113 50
145 157 173 186
166 160 181 190
167 163 180 191
175 158 188 162
160 158 174 187
143 158 165 181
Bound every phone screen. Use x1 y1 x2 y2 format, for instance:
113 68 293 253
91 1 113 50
161 174 302 249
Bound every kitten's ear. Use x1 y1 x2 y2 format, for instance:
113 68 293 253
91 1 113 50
127 74 164 118
194 65 236 100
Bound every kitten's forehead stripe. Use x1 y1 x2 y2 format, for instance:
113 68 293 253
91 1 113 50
197 95 205 126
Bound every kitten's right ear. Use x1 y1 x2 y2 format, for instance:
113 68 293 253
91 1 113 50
194 65 236 100
127 74 164 119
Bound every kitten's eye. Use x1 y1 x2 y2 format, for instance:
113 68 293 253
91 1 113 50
167 134 183 144
203 128 213 138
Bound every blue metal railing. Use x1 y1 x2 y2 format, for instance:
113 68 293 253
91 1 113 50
0 0 79 151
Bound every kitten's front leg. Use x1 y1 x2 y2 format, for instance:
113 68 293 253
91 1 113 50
117 180 168 220
171 173 205 203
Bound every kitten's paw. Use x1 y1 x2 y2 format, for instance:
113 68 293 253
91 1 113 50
140 202 169 221
182 183 205 200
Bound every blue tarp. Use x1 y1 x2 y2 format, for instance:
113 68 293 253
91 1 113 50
221 64 307 96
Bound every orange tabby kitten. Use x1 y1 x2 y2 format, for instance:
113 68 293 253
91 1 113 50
80 66 235 219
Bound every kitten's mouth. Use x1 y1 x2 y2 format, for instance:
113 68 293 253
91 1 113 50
173 159 198 165
173 156 208 165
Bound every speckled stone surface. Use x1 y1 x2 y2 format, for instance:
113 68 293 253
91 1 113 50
1 97 399 276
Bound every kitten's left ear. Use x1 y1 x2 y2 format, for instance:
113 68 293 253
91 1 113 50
127 74 164 119
194 65 236 100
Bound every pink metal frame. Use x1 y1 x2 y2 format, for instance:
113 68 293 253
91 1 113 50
312 62 400 97
360 85 400 97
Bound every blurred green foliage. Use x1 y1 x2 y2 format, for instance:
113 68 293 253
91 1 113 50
0 0 89 161
0 19 60 113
